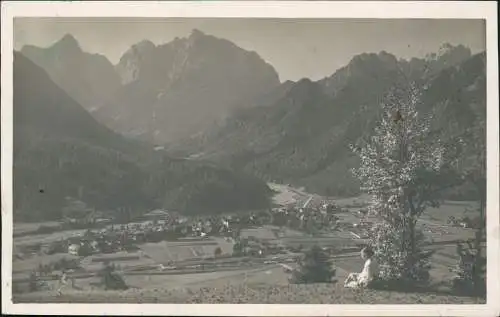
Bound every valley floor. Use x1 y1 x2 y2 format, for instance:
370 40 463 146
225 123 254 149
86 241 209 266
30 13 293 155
11 184 484 305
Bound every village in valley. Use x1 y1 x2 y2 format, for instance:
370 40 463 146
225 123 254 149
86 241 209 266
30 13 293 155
12 182 482 302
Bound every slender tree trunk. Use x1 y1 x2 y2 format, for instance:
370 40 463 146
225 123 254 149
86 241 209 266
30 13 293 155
408 196 417 255
408 218 415 252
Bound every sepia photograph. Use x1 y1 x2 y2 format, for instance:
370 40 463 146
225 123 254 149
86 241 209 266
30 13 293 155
1 1 498 316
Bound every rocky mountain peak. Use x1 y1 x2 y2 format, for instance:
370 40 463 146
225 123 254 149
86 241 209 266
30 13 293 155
189 28 206 39
134 39 156 52
52 33 82 53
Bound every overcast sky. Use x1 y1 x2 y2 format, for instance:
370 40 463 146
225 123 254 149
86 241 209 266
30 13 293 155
14 18 485 82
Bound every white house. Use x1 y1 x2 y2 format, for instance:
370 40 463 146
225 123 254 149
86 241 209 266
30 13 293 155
68 244 80 256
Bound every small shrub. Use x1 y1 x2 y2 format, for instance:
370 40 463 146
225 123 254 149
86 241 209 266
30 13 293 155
78 243 94 256
99 262 128 290
289 245 336 284
46 240 67 255
466 216 486 230
452 232 486 297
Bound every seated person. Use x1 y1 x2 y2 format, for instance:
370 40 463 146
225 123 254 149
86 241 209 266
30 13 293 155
344 246 379 289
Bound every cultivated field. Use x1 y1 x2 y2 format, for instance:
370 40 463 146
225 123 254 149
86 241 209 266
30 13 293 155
13 229 87 249
12 253 80 275
138 237 234 263
13 221 61 235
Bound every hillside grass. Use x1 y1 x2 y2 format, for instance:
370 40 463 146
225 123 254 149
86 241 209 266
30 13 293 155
13 282 486 304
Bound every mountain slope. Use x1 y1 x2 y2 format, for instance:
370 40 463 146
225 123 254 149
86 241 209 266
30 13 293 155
21 34 122 114
320 44 472 97
173 51 410 193
13 52 272 222
22 30 281 145
100 29 280 144
174 49 485 198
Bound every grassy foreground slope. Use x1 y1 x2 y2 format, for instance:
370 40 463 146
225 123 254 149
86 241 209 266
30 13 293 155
14 283 485 304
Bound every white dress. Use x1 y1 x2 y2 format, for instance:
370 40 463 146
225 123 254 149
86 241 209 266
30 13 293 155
345 258 379 288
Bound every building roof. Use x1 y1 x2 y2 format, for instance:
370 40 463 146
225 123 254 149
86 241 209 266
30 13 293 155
144 210 169 217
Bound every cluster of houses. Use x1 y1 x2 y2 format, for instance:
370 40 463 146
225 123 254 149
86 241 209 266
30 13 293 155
269 203 342 234
23 197 370 263
57 211 249 257
61 206 336 258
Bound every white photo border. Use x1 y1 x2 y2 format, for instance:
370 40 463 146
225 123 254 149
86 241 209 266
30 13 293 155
1 1 498 316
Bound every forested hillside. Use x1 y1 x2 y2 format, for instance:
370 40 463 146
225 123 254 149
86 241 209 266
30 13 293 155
13 52 272 222
171 47 486 199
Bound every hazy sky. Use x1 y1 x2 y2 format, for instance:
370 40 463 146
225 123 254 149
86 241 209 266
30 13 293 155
14 18 485 81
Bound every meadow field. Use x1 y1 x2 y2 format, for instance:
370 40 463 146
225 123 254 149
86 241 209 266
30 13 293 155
15 278 486 304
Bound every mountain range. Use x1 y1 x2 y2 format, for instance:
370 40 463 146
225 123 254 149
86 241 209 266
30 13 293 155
13 52 272 222
169 46 486 198
19 31 486 203
21 29 280 144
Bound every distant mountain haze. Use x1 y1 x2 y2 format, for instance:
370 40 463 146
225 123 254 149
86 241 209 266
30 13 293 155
14 18 486 82
21 34 122 115
21 29 281 144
